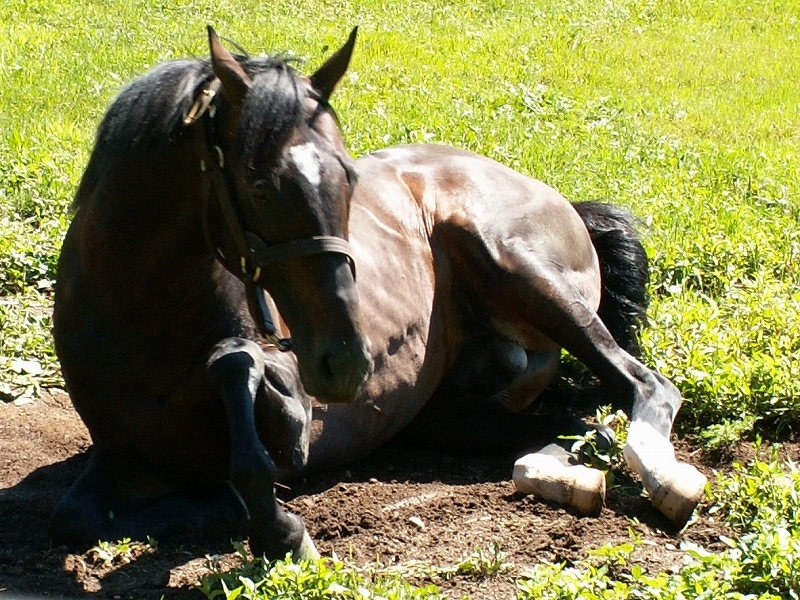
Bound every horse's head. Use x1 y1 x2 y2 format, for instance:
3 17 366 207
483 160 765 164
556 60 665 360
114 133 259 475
201 28 371 403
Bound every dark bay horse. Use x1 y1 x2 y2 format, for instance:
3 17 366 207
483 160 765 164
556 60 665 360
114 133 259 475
52 28 705 560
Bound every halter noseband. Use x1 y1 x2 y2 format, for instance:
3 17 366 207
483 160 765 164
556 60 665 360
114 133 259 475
185 78 357 351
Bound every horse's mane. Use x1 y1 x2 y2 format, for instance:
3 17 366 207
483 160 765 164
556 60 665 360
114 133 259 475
73 53 304 210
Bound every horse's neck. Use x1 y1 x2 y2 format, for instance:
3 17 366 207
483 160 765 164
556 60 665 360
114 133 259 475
77 145 240 338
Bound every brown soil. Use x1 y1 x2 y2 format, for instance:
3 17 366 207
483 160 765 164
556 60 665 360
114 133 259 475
0 390 766 599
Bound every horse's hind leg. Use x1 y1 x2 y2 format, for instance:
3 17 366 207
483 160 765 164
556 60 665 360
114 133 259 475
206 338 317 559
402 334 566 453
444 222 706 526
516 286 705 525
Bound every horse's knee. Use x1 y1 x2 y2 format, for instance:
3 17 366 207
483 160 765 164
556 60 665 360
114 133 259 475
207 338 265 386
208 338 264 368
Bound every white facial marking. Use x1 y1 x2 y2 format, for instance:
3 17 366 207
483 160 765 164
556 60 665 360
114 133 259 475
289 143 322 188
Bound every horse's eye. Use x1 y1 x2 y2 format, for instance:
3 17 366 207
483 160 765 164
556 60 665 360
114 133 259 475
250 179 274 198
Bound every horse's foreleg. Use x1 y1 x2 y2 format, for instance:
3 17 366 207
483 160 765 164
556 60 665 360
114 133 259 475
207 338 317 559
49 449 245 546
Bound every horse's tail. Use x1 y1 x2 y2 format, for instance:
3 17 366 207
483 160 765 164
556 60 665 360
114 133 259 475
572 201 649 357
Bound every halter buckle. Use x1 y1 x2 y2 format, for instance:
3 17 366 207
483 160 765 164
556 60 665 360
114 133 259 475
184 79 222 126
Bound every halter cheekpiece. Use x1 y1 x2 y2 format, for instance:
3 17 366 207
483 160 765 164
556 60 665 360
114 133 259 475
184 77 357 352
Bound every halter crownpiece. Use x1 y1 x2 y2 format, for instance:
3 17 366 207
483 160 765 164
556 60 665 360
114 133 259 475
188 77 357 351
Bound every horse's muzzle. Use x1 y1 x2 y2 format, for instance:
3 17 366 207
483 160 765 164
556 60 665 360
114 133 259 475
299 336 372 403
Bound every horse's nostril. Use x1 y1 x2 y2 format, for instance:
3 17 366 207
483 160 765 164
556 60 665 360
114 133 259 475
310 343 371 404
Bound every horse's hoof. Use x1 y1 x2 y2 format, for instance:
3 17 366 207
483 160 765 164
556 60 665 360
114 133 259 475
248 511 316 561
622 423 707 528
649 462 707 528
513 452 606 516
293 528 320 560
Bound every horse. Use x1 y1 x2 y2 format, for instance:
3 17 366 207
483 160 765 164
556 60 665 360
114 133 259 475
51 27 706 560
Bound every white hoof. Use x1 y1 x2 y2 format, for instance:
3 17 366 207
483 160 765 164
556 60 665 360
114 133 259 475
647 462 707 527
513 452 606 516
624 421 707 527
293 529 321 560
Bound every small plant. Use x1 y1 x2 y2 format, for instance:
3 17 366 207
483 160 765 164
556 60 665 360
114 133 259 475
516 538 640 600
198 543 444 600
712 441 800 535
698 414 759 452
87 537 157 567
0 291 63 403
559 407 629 476
455 542 513 578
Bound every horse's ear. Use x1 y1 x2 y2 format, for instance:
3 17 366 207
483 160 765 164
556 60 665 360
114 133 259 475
208 26 251 108
310 27 358 100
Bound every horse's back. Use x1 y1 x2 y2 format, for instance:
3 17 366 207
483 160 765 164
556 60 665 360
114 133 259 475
356 145 601 309
361 145 599 275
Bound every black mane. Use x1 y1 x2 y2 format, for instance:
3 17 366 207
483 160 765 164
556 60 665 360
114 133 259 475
73 53 304 209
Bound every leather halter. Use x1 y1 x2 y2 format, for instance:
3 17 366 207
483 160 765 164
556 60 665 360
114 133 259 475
185 78 357 351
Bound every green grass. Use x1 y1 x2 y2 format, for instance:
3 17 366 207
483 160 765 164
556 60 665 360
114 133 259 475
2 0 799 595
198 542 445 599
2 0 798 431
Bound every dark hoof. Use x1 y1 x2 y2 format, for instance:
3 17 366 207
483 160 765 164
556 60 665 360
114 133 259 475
249 511 316 560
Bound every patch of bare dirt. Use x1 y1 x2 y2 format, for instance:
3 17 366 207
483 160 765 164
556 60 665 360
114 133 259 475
0 390 771 599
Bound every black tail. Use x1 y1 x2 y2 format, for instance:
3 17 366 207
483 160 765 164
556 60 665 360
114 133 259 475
572 201 649 357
